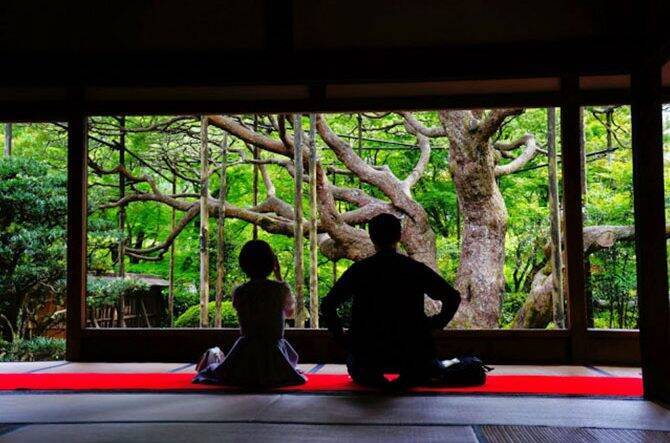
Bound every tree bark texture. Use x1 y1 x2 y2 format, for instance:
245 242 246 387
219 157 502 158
448 130 507 328
293 114 306 327
308 114 319 328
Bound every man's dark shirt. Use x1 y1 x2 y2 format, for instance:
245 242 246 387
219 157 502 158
321 250 461 370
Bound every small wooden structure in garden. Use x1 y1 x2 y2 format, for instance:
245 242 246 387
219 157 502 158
86 274 169 328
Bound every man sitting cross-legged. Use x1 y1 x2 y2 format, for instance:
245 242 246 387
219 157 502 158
321 213 461 388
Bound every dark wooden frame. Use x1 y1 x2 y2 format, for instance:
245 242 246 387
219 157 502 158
0 0 665 407
59 78 651 369
65 112 88 362
631 56 670 402
61 80 639 365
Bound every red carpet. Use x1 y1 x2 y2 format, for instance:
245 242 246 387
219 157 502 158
0 373 642 397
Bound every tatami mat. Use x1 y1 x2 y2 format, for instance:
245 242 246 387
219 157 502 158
2 393 668 431
0 361 664 443
0 362 68 374
594 366 643 378
0 423 478 443
36 363 182 373
485 365 604 376
481 425 670 443
0 362 642 378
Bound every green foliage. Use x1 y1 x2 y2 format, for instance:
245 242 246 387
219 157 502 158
0 106 657 338
172 284 200 318
174 301 238 327
589 245 638 329
582 106 638 328
86 277 150 308
0 337 65 362
0 156 67 340
500 292 527 328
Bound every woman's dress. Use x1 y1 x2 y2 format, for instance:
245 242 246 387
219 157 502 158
194 279 307 388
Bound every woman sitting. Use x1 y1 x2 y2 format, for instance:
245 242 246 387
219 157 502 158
194 240 307 388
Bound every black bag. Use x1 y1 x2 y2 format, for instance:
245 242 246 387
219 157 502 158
436 356 493 387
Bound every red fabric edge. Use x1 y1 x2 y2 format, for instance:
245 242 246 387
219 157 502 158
0 373 643 397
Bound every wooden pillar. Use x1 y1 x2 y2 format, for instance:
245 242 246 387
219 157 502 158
293 114 306 327
199 116 210 328
308 114 319 328
215 132 228 328
547 107 565 328
66 113 87 361
561 77 587 363
631 58 670 401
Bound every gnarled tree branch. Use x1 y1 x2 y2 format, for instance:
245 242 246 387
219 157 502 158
494 134 540 177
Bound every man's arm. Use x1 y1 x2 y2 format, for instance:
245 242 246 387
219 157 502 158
420 264 461 330
320 268 355 348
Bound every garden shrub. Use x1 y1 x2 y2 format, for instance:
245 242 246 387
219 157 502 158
0 156 67 342
172 285 200 318
174 301 238 327
0 337 66 362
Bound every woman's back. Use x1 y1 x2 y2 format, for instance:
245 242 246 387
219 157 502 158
233 279 293 341
193 240 305 388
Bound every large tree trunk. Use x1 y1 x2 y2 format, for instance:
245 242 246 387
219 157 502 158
453 197 507 328
448 131 507 328
400 208 438 270
451 184 507 328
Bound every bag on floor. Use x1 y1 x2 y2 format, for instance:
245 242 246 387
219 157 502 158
437 356 493 386
195 346 225 372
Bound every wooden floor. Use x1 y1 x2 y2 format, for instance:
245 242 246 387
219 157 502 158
0 361 644 376
0 362 665 443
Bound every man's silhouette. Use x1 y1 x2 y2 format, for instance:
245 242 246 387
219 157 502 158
321 213 461 387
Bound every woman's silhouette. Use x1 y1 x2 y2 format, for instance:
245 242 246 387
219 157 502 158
194 240 307 388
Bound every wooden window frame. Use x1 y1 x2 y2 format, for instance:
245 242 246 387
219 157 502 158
58 77 668 387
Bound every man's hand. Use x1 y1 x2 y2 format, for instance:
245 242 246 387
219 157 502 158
427 313 448 331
